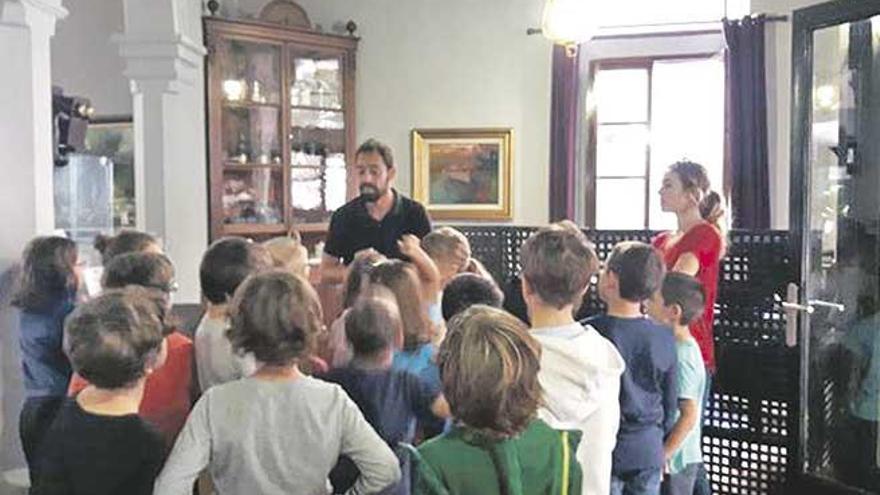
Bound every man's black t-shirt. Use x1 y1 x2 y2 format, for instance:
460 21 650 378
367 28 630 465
32 398 165 495
324 189 431 265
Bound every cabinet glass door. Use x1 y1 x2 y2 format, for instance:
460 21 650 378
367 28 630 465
289 49 347 224
217 38 284 226
799 12 880 492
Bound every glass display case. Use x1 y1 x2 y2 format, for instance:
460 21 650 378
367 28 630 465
205 17 357 240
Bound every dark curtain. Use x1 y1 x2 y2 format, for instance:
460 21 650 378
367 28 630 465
723 16 770 229
549 44 580 222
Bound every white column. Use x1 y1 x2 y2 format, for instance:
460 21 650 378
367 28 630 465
0 0 68 261
118 0 208 303
0 0 67 481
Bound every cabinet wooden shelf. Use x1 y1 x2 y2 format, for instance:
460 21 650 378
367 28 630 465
204 16 358 243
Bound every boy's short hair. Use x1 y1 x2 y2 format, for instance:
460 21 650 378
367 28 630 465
64 286 167 389
199 237 272 304
345 292 401 357
660 273 706 325
226 270 323 366
606 241 666 302
94 230 158 265
439 305 542 438
441 273 504 321
422 227 470 266
520 228 598 309
102 252 176 293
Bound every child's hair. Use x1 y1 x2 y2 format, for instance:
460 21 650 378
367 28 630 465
199 237 272 304
94 230 159 264
345 292 401 357
422 227 470 271
438 305 542 438
368 260 430 351
12 236 78 312
606 241 666 302
263 235 309 278
226 270 323 366
668 160 726 240
660 273 706 326
102 252 176 293
520 228 598 309
441 273 504 321
342 250 386 309
64 286 168 389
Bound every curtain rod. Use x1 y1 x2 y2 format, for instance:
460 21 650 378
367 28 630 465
526 14 789 36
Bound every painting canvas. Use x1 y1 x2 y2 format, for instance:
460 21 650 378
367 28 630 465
412 128 512 220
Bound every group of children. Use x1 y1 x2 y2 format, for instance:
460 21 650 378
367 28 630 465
13 219 711 495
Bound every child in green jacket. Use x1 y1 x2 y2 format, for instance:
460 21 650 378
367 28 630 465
412 304 582 495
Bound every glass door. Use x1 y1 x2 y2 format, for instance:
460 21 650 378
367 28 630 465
792 2 880 492
216 38 285 231
288 47 349 227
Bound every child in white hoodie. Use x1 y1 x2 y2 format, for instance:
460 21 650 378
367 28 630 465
520 224 626 495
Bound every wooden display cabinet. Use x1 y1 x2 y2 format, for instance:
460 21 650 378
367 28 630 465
204 16 358 245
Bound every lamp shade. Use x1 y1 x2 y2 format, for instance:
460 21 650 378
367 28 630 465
541 0 598 45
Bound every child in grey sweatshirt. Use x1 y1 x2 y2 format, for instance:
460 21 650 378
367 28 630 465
154 271 400 495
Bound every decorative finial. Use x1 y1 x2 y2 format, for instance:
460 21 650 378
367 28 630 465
346 20 357 36
207 0 220 16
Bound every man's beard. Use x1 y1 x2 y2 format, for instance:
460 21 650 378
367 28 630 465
359 184 382 202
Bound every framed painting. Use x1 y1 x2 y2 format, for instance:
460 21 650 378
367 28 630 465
411 128 513 220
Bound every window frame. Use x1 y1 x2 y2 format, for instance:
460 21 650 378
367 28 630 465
584 52 721 229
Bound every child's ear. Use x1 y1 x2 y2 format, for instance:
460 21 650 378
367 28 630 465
393 321 404 350
670 303 684 325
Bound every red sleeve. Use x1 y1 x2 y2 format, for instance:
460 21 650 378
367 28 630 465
651 232 670 250
677 224 722 271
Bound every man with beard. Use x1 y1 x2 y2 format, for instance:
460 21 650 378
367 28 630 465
321 139 432 284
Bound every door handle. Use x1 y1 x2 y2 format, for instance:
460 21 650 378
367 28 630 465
776 283 806 348
807 299 845 312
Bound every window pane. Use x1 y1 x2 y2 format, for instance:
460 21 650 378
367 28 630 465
596 178 646 229
595 69 649 123
648 58 725 230
597 1 726 27
596 124 649 177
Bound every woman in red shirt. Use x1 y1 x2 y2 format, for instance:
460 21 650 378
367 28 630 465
652 161 724 373
652 161 723 495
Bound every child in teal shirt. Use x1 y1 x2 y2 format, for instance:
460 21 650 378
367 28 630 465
646 273 708 495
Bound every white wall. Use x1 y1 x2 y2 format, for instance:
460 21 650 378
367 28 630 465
753 0 828 228
51 0 131 116
234 0 555 225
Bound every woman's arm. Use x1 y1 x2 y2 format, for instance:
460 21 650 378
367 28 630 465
663 398 699 460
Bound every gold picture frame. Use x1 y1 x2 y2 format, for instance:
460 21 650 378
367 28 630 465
411 128 513 220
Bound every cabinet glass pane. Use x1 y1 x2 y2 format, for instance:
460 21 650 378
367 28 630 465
222 107 281 164
290 56 342 109
595 178 645 229
291 167 326 223
326 153 347 211
219 40 281 105
596 124 649 177
291 108 344 130
222 169 283 224
595 69 649 123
